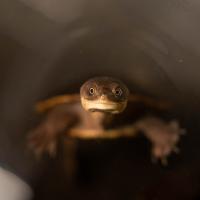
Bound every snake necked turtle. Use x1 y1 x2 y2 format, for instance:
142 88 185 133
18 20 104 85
28 76 185 164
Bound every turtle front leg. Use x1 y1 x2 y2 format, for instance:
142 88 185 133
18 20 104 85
28 106 77 158
135 117 185 165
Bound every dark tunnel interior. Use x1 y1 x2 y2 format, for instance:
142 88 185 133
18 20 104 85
0 0 200 200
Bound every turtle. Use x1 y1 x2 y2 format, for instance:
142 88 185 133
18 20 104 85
28 76 185 165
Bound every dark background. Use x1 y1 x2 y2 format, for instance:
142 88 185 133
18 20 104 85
0 0 200 199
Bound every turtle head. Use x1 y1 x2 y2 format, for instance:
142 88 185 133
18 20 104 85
80 77 129 114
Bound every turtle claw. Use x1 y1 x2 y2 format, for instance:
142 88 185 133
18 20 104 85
161 157 168 166
151 143 180 166
46 141 57 157
151 146 180 166
29 137 57 158
27 126 58 158
173 146 180 154
151 155 168 166
180 128 186 135
151 155 158 164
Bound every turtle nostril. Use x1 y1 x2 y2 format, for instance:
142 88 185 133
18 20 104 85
100 95 106 100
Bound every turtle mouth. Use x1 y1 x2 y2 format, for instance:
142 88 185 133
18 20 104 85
81 98 127 114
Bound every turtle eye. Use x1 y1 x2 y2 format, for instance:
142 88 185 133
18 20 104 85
113 88 123 96
89 87 95 95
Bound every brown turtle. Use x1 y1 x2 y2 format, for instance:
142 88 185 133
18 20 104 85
28 76 185 165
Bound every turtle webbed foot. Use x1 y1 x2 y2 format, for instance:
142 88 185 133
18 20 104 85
136 118 185 165
27 124 58 158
